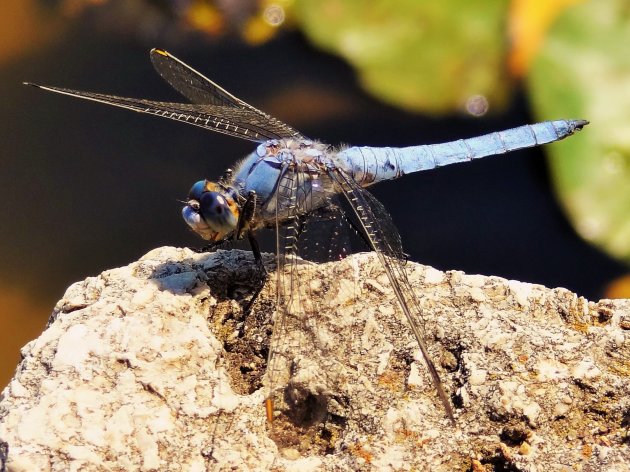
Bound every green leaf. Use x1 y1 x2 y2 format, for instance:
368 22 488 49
294 0 509 114
528 0 630 264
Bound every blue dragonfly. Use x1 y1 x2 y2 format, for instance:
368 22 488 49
25 49 587 425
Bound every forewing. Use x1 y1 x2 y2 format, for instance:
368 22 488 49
23 83 299 143
149 48 303 140
150 48 256 108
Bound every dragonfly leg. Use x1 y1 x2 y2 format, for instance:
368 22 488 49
192 239 227 253
247 229 266 270
244 229 268 314
235 190 266 272
235 191 259 240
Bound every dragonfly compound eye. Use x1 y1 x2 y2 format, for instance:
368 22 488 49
188 180 208 200
198 191 239 233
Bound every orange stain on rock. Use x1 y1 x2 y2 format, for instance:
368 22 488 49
349 442 373 464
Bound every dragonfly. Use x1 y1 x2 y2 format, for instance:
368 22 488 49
25 49 587 425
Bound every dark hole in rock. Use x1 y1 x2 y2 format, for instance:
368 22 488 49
267 390 347 457
469 446 521 472
285 386 328 427
499 425 530 446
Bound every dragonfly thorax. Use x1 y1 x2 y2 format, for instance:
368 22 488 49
182 180 240 241
234 139 333 196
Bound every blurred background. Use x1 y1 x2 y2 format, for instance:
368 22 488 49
1 0 629 389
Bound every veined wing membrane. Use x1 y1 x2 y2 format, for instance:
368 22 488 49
265 162 345 425
266 164 305 421
150 48 252 107
331 168 456 424
22 83 298 143
149 49 303 140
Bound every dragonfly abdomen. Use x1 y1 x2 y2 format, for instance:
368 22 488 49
335 119 588 187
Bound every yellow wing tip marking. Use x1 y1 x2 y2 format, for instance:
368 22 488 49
152 48 169 57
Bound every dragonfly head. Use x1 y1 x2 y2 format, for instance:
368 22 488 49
182 180 239 241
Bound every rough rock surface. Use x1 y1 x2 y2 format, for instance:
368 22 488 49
0 247 629 471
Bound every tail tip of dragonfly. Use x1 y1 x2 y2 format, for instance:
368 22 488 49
573 119 589 130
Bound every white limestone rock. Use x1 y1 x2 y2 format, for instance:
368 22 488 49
0 247 629 471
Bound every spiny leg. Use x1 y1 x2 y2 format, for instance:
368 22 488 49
243 229 268 314
235 191 259 243
239 190 267 313
193 239 229 253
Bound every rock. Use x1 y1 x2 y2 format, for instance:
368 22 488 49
0 247 629 471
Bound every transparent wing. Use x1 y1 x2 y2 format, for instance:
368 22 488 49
24 49 304 143
149 49 304 140
149 48 256 108
265 163 346 430
266 164 306 421
329 168 456 424
265 163 454 426
23 83 301 143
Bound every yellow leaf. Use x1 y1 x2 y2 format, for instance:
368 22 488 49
185 1 224 36
508 0 586 77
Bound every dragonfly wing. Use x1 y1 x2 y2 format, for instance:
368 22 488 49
266 164 307 421
150 48 304 140
150 48 258 108
265 164 352 427
23 83 298 143
329 168 456 424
